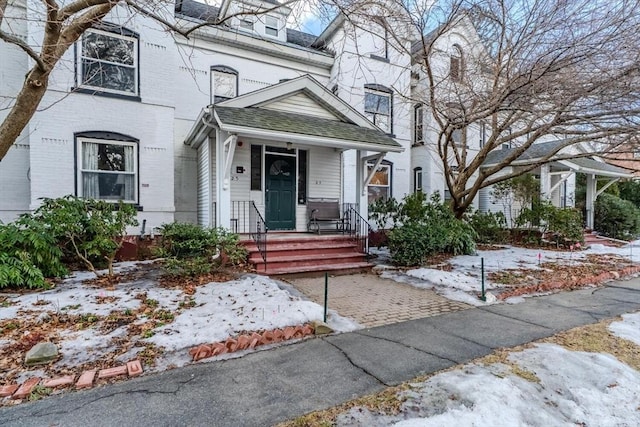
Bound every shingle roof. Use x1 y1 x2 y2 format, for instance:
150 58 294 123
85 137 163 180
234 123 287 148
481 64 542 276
176 0 319 49
483 140 567 166
214 106 402 150
566 157 633 176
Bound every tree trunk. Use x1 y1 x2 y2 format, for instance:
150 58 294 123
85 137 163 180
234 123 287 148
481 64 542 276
0 67 49 160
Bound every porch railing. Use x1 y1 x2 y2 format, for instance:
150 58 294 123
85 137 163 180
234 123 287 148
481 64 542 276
342 203 372 255
249 201 267 267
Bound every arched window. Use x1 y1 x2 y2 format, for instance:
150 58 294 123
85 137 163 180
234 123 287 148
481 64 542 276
75 131 139 204
211 65 238 103
450 44 463 82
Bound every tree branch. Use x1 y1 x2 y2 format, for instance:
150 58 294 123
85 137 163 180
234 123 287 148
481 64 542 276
0 29 48 71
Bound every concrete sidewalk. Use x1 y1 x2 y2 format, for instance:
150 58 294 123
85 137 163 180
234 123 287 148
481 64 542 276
2 278 640 427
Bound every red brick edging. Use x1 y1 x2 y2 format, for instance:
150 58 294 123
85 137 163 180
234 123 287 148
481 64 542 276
0 360 144 401
188 323 315 362
497 265 640 300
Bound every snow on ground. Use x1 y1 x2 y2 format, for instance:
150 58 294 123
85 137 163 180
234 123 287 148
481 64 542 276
337 314 640 427
0 264 356 374
378 240 640 306
609 312 640 346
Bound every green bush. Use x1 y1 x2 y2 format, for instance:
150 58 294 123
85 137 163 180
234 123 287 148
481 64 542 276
387 194 476 266
0 218 67 289
618 180 640 208
29 196 138 277
516 200 583 246
467 211 510 244
157 222 247 276
595 193 640 240
368 197 400 230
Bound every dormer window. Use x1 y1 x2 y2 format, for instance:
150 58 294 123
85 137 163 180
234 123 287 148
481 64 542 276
239 18 254 30
265 16 279 37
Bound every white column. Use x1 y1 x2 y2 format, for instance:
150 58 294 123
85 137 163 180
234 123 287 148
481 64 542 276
216 130 231 230
585 174 596 229
539 164 551 200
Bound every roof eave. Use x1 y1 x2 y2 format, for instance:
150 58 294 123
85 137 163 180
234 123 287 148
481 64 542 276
218 123 403 153
184 107 215 148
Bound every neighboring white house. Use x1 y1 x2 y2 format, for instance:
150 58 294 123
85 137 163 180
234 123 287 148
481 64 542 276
0 0 627 233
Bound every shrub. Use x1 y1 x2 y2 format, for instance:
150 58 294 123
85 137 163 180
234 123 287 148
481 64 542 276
29 196 138 277
387 193 476 266
515 200 583 246
595 193 640 240
157 222 247 276
467 211 510 244
0 218 67 289
368 197 400 230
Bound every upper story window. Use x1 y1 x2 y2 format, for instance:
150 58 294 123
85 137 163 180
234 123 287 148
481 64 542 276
450 44 463 82
265 15 279 37
76 132 138 203
78 26 139 97
239 17 254 30
367 160 392 204
364 84 393 134
414 104 424 145
211 66 238 103
452 127 465 147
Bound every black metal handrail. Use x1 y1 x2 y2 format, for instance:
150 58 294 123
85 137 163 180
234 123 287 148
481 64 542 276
249 201 268 267
343 204 371 255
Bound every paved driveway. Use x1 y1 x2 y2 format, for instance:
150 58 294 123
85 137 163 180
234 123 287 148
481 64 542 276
285 273 471 327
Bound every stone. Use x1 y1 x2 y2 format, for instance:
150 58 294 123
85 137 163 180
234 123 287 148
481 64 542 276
36 312 51 324
311 320 334 335
25 342 58 366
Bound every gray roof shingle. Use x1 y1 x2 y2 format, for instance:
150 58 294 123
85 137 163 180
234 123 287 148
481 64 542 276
483 140 567 166
214 106 402 150
176 0 319 49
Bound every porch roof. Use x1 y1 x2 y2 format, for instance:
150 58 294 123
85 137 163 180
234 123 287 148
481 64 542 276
558 157 634 178
210 106 403 152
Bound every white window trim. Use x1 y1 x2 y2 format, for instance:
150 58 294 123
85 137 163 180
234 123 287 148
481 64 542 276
211 68 238 103
77 137 138 203
367 162 391 202
414 104 424 144
414 167 423 193
264 15 279 37
78 29 139 97
364 89 392 133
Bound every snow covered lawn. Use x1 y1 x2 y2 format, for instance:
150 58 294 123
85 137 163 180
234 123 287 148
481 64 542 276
0 262 356 390
378 241 640 306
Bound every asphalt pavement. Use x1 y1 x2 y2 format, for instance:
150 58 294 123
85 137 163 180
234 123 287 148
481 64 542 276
2 277 640 427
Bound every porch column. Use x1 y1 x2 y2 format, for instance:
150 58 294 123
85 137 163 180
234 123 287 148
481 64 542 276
585 173 596 229
216 130 231 230
539 164 551 200
355 150 368 221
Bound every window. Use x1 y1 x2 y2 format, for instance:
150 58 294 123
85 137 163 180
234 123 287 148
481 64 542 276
239 18 254 30
414 104 424 145
76 133 138 203
298 150 307 204
211 66 238 103
367 160 392 204
265 16 279 37
450 44 463 82
364 85 392 133
251 144 262 190
370 18 389 61
452 128 464 147
479 122 487 148
78 27 139 97
413 167 423 193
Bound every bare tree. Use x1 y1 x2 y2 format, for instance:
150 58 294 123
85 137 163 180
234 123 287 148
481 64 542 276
0 0 297 161
412 0 640 217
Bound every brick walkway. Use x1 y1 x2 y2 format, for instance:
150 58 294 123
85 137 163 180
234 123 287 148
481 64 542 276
286 273 471 328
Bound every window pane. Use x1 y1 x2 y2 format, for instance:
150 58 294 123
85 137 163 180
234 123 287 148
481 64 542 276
83 32 134 65
368 186 388 204
298 150 307 204
365 92 389 114
376 115 390 132
213 71 237 98
251 145 261 190
83 172 134 201
82 60 136 93
97 143 127 172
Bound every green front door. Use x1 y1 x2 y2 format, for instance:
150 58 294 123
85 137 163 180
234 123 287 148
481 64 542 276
265 154 296 230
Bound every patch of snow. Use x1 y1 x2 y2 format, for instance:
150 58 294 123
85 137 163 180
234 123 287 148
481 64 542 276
338 344 640 427
608 311 640 346
146 275 327 353
55 326 128 368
